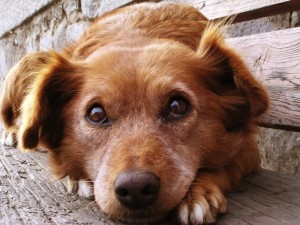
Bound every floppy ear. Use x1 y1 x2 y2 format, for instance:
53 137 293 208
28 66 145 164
0 52 52 128
18 52 83 151
197 23 269 130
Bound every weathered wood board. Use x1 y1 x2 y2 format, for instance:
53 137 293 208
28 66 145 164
129 0 300 131
182 0 300 22
226 27 300 131
1 145 300 225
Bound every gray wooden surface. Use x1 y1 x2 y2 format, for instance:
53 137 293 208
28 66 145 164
185 0 300 22
227 27 300 131
1 144 300 225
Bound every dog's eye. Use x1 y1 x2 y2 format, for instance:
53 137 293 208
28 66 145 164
164 96 190 121
86 104 109 125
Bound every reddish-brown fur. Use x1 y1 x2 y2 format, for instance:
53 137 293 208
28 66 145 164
0 52 52 146
0 2 269 224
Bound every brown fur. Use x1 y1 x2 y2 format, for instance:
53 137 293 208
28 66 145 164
0 2 269 224
0 52 52 146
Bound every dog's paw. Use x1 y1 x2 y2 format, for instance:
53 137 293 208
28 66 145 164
176 183 227 225
78 180 94 198
67 177 94 198
1 131 16 146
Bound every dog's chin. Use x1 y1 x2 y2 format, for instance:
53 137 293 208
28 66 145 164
118 216 166 224
103 208 168 224
115 215 167 224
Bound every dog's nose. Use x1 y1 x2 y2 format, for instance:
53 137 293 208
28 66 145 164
114 171 160 209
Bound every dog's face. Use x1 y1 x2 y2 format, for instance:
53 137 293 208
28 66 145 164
62 43 224 220
18 26 268 222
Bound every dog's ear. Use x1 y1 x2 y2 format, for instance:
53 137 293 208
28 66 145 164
18 52 82 151
0 52 52 128
197 23 269 130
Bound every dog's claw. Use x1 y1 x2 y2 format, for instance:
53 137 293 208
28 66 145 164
176 183 227 224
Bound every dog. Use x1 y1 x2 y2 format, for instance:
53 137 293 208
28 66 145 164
0 2 269 224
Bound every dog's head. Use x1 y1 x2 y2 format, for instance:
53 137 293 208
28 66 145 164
18 24 268 222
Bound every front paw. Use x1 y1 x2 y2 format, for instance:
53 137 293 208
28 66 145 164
67 177 94 198
175 183 227 224
1 131 16 146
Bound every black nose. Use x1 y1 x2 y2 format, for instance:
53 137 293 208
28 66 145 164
114 171 160 209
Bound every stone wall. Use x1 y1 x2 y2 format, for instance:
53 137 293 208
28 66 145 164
0 0 135 77
0 0 299 174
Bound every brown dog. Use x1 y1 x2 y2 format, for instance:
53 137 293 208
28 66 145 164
0 2 269 224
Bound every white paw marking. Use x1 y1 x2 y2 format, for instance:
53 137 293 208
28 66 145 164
190 203 205 224
178 193 221 224
67 177 94 198
78 180 93 198
5 132 14 146
67 176 77 194
1 131 15 146
178 201 189 225
179 198 209 225
1 132 6 145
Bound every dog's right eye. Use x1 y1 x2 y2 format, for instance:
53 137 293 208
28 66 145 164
86 104 109 125
163 96 191 122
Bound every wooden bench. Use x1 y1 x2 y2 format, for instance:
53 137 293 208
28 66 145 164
1 0 300 224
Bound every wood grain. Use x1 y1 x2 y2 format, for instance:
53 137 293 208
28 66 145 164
182 0 300 23
1 145 300 224
226 27 300 131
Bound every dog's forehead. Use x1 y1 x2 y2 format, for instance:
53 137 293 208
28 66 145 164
85 43 198 89
81 44 200 110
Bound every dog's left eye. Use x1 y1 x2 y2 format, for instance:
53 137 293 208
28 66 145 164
86 104 109 125
163 96 190 121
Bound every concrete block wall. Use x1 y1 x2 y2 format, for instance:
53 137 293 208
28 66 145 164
0 0 299 174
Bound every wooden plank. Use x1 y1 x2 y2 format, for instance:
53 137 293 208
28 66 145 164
183 0 300 23
0 146 109 224
226 27 300 131
1 145 300 224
